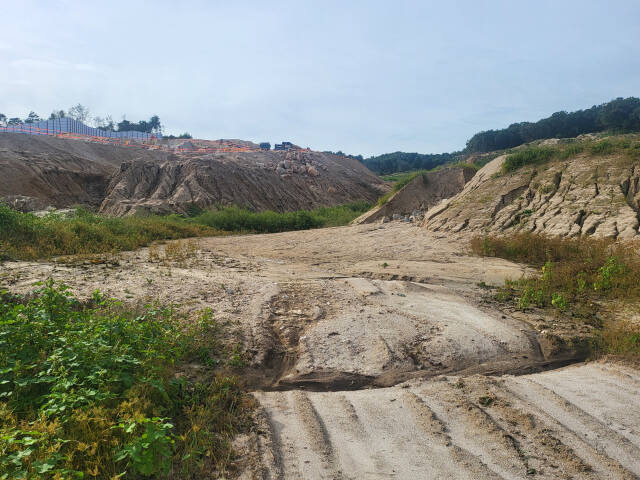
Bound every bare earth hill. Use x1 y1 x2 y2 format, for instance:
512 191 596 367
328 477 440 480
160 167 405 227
0 134 388 214
101 149 387 216
424 138 640 238
353 165 477 224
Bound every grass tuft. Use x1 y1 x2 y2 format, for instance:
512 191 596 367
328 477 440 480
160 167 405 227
0 202 371 261
189 201 371 233
471 233 640 359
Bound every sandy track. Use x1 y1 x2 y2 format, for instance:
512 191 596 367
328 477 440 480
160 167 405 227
247 363 640 479
3 222 637 478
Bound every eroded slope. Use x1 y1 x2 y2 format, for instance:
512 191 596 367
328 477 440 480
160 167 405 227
424 144 640 238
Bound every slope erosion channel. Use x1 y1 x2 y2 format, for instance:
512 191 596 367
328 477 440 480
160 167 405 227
3 223 638 479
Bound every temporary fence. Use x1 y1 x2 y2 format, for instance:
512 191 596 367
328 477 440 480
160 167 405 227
0 118 301 154
0 117 158 140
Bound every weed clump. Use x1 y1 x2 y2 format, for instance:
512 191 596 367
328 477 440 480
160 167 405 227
0 280 252 479
190 201 370 232
0 204 215 261
0 201 371 261
471 233 640 359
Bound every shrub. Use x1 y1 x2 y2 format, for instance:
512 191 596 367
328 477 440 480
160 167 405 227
0 280 251 479
190 202 370 233
0 202 371 260
0 204 215 260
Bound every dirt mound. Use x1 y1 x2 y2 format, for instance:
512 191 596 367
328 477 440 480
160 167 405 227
0 134 388 214
0 133 174 210
424 143 640 238
100 150 387 215
353 166 476 224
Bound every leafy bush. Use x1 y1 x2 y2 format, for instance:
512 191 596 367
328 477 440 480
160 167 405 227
0 280 251 479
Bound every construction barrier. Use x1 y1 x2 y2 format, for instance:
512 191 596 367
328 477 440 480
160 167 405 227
0 119 303 154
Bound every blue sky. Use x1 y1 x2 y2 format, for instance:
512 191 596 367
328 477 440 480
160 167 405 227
1 0 639 156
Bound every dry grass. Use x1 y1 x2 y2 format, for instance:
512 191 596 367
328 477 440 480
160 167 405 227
471 233 640 359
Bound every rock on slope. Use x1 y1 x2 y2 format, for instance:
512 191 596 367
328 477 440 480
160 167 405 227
0 134 388 215
424 145 640 238
100 150 387 215
353 166 476 224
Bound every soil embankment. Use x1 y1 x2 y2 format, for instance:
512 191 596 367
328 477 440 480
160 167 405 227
424 147 640 239
0 134 388 214
354 166 476 224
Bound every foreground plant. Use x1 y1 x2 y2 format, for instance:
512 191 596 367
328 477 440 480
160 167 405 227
0 280 251 479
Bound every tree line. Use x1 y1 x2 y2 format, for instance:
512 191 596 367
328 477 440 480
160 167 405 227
464 97 640 153
362 97 640 174
0 103 164 135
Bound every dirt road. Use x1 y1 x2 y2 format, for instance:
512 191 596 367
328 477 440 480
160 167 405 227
2 222 638 478
248 363 640 479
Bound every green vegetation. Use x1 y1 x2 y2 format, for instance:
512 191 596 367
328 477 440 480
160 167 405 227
380 171 419 182
363 151 457 175
471 233 640 359
0 204 216 261
362 97 640 176
466 96 640 153
0 202 371 261
189 201 370 233
501 135 640 173
0 280 252 479
377 162 477 206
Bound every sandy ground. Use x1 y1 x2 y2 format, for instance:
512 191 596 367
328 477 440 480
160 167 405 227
248 363 640 479
2 221 638 478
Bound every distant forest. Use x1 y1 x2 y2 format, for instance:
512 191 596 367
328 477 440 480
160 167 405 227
361 152 458 175
362 97 640 174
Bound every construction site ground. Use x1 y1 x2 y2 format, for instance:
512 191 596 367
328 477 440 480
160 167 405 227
2 222 639 479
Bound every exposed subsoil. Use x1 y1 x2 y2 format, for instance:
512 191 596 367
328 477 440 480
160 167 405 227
2 222 638 479
0 133 388 214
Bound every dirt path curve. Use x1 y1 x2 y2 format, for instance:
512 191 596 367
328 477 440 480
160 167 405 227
3 222 637 478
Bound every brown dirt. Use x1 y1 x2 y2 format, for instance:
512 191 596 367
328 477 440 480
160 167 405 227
0 133 388 214
423 146 640 239
353 166 476 224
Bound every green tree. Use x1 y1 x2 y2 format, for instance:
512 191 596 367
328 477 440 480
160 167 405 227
49 110 66 120
24 111 41 124
67 103 91 123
